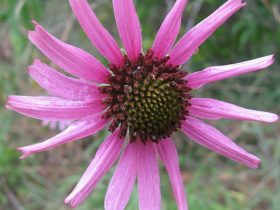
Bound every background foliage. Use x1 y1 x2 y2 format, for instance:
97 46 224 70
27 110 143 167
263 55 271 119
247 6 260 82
0 0 279 209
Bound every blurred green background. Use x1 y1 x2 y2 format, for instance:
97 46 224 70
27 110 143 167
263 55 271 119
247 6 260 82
0 0 279 209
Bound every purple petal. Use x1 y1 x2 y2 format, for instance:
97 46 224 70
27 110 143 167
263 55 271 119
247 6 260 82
181 117 261 168
17 113 108 158
156 138 188 210
6 95 105 121
187 55 275 89
29 22 108 83
152 0 188 59
69 0 123 66
65 129 124 208
105 143 137 210
138 141 161 210
168 0 245 65
189 98 278 123
29 60 105 101
113 0 142 61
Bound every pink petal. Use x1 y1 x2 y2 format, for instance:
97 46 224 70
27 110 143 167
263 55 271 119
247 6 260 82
138 141 161 210
181 117 260 168
152 0 188 59
156 138 188 210
69 0 123 66
17 113 108 158
29 22 108 83
187 55 275 89
29 60 105 101
105 143 138 210
113 0 142 61
168 0 246 65
6 95 104 121
189 98 278 123
65 129 124 208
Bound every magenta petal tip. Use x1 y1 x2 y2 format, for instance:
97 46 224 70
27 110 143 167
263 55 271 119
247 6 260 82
30 20 40 32
6 96 14 110
64 194 76 207
267 114 279 123
31 20 38 25
64 197 77 208
65 198 80 209
251 157 261 169
265 54 275 66
256 159 261 168
16 147 31 159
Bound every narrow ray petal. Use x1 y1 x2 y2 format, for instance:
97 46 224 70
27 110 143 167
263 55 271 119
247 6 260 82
152 0 188 58
105 143 137 210
189 98 278 123
156 138 188 210
181 117 260 168
113 0 142 61
29 60 105 101
65 129 124 208
29 22 108 83
186 55 275 89
69 0 123 66
6 96 104 121
17 113 108 158
168 0 245 65
138 141 161 210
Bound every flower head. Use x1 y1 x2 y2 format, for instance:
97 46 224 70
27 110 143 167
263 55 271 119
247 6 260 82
101 49 191 143
7 0 278 209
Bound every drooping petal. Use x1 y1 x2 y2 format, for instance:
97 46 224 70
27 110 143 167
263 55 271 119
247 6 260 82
6 96 104 121
138 141 161 210
29 60 105 101
181 117 260 168
69 0 123 66
156 138 188 210
29 22 109 83
65 129 124 208
113 0 142 61
17 113 108 158
189 98 278 123
186 55 275 89
168 0 246 65
152 0 188 58
105 143 137 210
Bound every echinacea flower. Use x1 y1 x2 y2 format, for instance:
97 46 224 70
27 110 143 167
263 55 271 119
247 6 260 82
6 0 278 209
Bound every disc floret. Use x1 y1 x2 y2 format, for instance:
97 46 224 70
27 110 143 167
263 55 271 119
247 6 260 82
99 49 192 143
